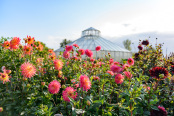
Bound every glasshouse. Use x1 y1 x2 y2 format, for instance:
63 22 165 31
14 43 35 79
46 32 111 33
55 27 132 61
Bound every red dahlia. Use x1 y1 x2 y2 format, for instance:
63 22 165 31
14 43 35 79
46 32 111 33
138 45 143 50
171 65 174 73
142 40 149 46
150 105 167 116
149 67 168 79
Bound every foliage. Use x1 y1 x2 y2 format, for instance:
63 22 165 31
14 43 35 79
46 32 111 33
123 39 132 51
60 39 72 48
0 37 173 116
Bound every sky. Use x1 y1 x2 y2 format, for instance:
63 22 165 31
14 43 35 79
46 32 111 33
0 0 174 55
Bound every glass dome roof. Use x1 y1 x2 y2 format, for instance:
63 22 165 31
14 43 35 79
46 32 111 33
55 27 131 53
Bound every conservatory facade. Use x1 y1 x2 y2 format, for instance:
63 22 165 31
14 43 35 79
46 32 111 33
55 27 132 61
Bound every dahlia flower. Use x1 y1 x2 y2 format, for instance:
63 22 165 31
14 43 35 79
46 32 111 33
10 37 21 49
138 45 143 50
23 45 32 55
110 65 122 73
73 44 79 48
123 71 132 79
63 51 70 59
142 40 149 46
78 49 85 55
171 65 174 73
0 72 10 84
54 59 63 70
62 87 77 102
3 41 10 49
149 67 168 79
48 80 61 94
65 45 73 52
150 105 167 116
106 70 114 76
80 75 91 91
20 62 36 78
95 46 101 51
85 49 93 58
127 58 134 66
115 74 124 84
25 35 35 45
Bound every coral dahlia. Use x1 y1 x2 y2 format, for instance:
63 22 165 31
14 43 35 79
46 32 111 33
123 71 132 79
54 59 63 70
80 75 91 91
0 72 10 84
127 58 134 66
65 45 73 52
48 80 61 94
3 41 10 49
78 49 85 55
10 37 21 49
63 51 70 59
20 62 36 78
62 87 77 102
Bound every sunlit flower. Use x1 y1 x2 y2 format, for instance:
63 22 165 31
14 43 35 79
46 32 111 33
25 35 35 45
142 40 149 46
95 46 101 51
10 37 21 49
48 80 61 94
63 51 70 59
3 41 10 49
85 49 93 58
93 76 100 81
109 58 114 64
48 49 53 54
37 43 43 51
23 45 32 55
123 71 132 79
78 49 85 55
150 105 167 116
65 45 73 52
20 62 36 78
110 65 122 73
80 75 91 91
149 67 168 79
54 59 63 70
62 87 77 102
115 74 124 84
127 58 134 66
0 72 10 84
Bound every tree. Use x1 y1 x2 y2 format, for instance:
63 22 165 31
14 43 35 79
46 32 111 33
123 39 131 51
60 39 72 48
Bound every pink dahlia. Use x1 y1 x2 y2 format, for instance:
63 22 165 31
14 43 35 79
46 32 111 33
10 37 21 49
78 49 85 55
110 65 122 73
150 105 167 116
20 62 36 78
73 44 79 48
65 45 73 52
62 87 77 102
123 71 132 79
85 49 93 58
80 75 91 91
63 51 70 59
95 46 101 51
115 74 124 84
109 58 114 64
122 64 130 70
48 80 61 94
54 59 63 70
106 70 114 76
127 58 134 66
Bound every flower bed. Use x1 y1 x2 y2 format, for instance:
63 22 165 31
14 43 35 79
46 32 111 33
0 37 173 116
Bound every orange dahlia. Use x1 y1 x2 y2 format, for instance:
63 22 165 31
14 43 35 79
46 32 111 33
23 45 32 55
25 35 35 45
3 41 10 49
54 59 63 70
20 62 36 78
10 37 21 49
